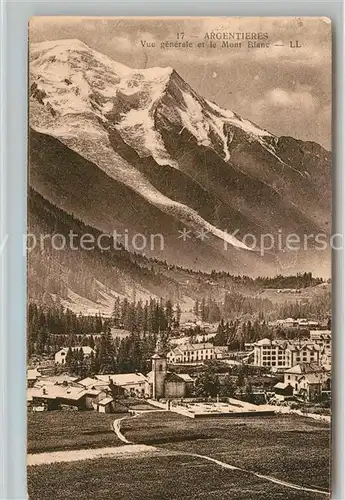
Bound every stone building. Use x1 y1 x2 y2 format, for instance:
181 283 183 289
145 341 193 399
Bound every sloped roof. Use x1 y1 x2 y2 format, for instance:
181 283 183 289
287 343 320 352
165 372 188 383
35 374 79 385
214 346 228 353
285 363 328 375
85 388 106 396
256 338 272 346
299 373 325 384
177 343 195 352
146 371 193 384
274 382 292 390
78 377 108 389
98 397 114 406
175 373 194 383
27 385 87 401
168 347 184 356
152 353 165 359
192 342 214 349
96 373 147 386
177 342 214 352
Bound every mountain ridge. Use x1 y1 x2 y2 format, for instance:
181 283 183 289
29 38 331 293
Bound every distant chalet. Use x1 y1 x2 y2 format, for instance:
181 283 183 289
55 346 96 365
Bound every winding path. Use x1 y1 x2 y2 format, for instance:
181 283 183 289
27 444 158 466
28 412 329 497
113 413 329 497
186 453 329 496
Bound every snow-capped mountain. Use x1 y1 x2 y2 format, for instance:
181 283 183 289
29 39 331 284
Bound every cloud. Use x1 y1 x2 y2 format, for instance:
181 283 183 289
233 85 330 148
265 87 318 112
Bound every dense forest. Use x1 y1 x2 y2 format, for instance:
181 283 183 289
252 272 323 289
147 260 325 290
27 299 181 372
52 330 158 377
28 188 181 304
192 287 330 323
212 319 312 350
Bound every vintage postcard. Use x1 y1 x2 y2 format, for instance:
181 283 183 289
27 17 332 499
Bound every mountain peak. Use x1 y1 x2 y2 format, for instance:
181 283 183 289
31 38 89 51
29 40 331 254
30 38 174 79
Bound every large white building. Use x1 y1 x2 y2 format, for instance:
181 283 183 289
167 343 229 365
167 342 215 364
253 338 320 369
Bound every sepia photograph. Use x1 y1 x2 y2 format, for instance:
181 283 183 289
27 17 331 499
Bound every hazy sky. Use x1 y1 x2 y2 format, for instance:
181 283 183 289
30 17 332 149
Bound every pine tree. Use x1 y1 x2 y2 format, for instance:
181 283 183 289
200 297 206 321
99 328 116 374
193 299 200 318
112 297 121 326
220 373 235 397
174 303 181 327
165 300 174 330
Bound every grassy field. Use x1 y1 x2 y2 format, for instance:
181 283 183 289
28 453 324 500
27 411 126 453
27 410 330 499
122 412 331 490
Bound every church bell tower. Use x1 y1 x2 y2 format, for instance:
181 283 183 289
152 336 167 399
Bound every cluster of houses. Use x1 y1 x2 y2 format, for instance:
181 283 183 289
268 318 320 328
27 369 116 413
273 363 331 403
243 329 332 403
260 331 331 404
27 345 194 412
179 320 218 333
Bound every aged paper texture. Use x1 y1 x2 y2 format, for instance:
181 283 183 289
27 17 331 499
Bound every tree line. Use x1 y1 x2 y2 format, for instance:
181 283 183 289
60 328 158 377
193 287 330 323
27 297 181 363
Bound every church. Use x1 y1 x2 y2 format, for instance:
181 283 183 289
145 343 194 399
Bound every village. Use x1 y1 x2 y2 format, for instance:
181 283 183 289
27 303 331 419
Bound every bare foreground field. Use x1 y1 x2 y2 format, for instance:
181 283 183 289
122 412 331 490
27 411 126 453
28 411 330 500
